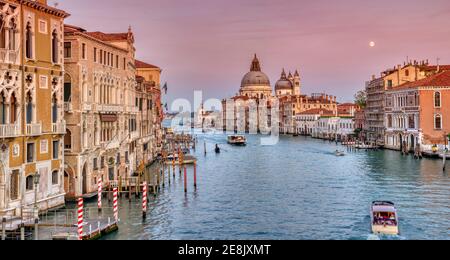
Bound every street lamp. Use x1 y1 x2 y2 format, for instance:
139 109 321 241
33 172 40 217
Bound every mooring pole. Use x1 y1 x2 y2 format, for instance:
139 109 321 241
184 166 187 193
443 153 447 171
34 218 39 241
204 141 207 156
20 223 25 241
1 217 6 240
193 161 197 189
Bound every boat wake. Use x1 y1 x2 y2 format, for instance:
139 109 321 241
367 234 381 240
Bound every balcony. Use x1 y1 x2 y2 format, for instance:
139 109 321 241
26 123 42 136
0 124 21 138
130 131 139 140
97 104 122 113
83 103 92 111
0 49 18 64
64 102 73 112
52 121 66 134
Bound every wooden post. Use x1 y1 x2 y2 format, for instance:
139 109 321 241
142 181 148 220
128 178 132 203
1 217 6 240
194 161 197 188
136 175 141 198
34 218 39 240
20 223 25 241
161 167 165 188
204 141 207 156
184 166 187 193
443 153 447 171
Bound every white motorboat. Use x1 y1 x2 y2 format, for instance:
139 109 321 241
227 135 247 146
371 201 399 235
335 150 345 156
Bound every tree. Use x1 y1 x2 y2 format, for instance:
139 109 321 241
354 90 367 108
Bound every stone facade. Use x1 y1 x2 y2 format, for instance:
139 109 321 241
385 71 450 152
0 0 69 218
63 24 140 199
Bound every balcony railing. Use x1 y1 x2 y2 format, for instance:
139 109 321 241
0 49 18 64
130 131 139 140
0 124 21 138
64 102 73 112
26 123 42 136
97 104 122 113
52 121 66 134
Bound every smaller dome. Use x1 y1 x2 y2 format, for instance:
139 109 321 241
275 79 293 90
275 69 293 90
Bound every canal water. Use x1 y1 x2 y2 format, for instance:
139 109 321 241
73 133 448 240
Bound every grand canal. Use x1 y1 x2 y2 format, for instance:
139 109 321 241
72 133 448 240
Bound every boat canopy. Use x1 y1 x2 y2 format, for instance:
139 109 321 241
372 206 396 213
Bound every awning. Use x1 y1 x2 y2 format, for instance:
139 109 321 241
100 114 118 122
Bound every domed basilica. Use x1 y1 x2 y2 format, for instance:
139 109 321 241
239 54 301 99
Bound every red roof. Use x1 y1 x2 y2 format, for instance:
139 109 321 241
421 65 450 72
135 60 160 69
394 70 450 90
86 32 129 42
297 108 334 115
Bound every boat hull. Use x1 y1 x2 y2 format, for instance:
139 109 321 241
372 225 399 236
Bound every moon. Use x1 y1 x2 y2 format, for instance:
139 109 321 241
369 41 376 47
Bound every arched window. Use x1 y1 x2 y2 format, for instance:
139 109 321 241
434 92 441 107
0 91 5 124
26 175 34 191
8 19 16 50
64 74 72 102
26 92 33 124
52 94 58 123
52 170 59 185
0 17 6 49
25 22 33 59
51 29 58 63
64 129 72 150
435 114 442 130
10 93 17 124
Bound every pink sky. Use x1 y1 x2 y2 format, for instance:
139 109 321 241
54 0 450 105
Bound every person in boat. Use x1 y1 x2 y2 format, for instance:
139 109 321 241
215 144 221 153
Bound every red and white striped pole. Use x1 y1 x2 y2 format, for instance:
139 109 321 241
113 187 118 222
142 181 148 219
97 178 102 212
77 198 84 241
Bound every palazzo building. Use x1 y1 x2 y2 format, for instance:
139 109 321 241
0 0 69 218
63 24 139 199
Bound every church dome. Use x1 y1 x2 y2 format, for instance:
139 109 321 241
275 69 293 90
240 55 271 88
241 71 271 87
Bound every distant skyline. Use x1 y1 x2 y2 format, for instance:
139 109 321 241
54 0 450 105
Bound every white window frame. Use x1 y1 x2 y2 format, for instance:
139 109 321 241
434 91 442 108
39 75 48 89
434 114 443 130
40 139 48 154
38 19 48 34
26 141 36 163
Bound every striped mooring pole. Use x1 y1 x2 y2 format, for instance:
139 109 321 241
113 187 118 222
142 181 148 219
77 198 84 241
97 178 102 212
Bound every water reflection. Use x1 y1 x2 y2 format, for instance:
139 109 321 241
55 134 449 240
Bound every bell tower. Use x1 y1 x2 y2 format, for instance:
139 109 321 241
293 70 301 95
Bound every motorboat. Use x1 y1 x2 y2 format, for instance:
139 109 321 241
164 154 197 165
371 201 399 235
227 135 247 146
335 150 345 157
